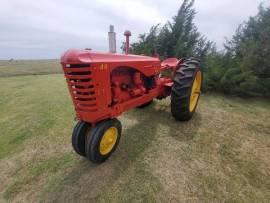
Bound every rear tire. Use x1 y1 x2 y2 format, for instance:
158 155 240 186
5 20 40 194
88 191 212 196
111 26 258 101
72 121 91 157
171 58 202 121
85 119 122 163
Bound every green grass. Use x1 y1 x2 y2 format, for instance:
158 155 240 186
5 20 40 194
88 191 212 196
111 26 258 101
0 62 269 202
0 74 73 159
0 59 61 77
3 154 74 199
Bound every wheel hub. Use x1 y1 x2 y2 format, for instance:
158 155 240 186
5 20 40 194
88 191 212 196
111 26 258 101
189 71 202 112
99 127 118 155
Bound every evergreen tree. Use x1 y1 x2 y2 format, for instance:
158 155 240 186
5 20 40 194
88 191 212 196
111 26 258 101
129 25 159 56
222 5 270 96
128 0 212 60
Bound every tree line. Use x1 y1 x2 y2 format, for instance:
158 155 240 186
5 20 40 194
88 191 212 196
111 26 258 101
123 0 270 97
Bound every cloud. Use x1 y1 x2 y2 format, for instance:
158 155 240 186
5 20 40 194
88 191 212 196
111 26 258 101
0 0 269 59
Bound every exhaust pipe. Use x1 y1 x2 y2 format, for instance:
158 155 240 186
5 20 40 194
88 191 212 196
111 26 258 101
108 25 116 53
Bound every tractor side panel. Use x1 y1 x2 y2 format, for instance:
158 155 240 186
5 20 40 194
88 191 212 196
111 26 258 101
111 61 161 77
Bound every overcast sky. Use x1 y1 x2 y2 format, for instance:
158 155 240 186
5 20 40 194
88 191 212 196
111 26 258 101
0 0 269 59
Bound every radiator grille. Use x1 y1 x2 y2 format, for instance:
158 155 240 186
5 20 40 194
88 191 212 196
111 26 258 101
63 64 98 112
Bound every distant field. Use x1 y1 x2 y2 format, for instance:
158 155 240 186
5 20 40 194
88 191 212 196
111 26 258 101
0 59 61 77
0 62 269 202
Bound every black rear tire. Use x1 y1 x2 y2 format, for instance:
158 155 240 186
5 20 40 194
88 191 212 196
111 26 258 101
72 121 91 157
171 58 202 121
85 119 122 164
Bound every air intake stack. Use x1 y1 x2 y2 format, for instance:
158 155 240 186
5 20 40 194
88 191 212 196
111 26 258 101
108 25 116 53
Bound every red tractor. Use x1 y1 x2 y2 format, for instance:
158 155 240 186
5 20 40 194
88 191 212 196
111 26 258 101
61 27 202 164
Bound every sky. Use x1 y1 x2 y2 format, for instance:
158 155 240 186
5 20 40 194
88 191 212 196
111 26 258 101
0 0 269 59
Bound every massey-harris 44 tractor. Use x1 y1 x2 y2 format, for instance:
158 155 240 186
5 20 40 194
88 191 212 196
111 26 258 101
61 27 202 163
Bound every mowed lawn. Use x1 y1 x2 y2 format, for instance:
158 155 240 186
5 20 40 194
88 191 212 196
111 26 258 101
0 62 270 202
0 59 61 77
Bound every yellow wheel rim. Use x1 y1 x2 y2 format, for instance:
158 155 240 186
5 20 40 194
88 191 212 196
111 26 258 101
189 71 202 112
99 127 118 155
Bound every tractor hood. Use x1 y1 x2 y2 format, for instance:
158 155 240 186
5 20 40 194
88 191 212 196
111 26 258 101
61 49 160 64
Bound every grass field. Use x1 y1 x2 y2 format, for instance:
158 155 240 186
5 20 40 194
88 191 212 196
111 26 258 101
0 60 61 77
0 61 270 202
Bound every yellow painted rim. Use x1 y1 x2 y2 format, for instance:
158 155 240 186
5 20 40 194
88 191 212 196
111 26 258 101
99 127 118 155
189 71 202 112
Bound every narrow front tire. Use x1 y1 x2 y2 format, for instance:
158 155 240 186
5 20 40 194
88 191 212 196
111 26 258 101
71 121 91 157
85 119 122 163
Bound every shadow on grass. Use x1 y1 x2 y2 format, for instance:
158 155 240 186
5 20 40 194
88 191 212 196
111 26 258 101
42 100 202 202
149 102 202 142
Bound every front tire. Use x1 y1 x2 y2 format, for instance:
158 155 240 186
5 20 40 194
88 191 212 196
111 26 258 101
171 58 202 121
85 119 122 163
72 121 91 157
